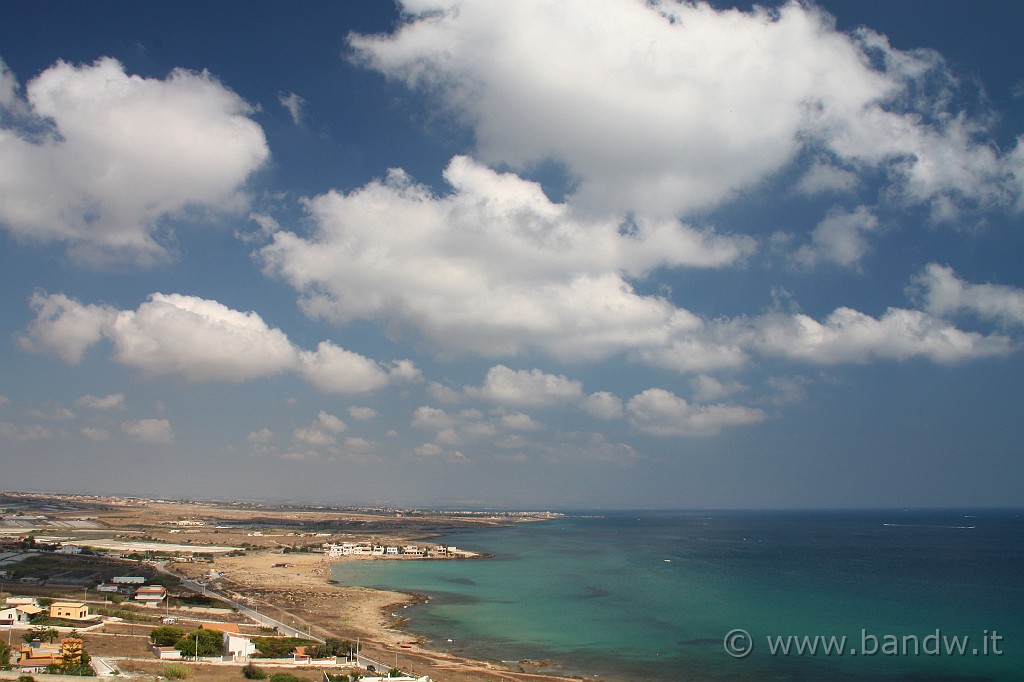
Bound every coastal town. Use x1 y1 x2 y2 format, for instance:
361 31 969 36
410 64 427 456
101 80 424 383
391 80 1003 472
0 491 572 682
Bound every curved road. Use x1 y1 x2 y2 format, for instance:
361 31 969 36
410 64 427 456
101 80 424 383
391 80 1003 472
151 562 399 675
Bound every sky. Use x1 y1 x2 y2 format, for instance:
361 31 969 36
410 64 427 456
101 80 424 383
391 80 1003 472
2 0 1024 510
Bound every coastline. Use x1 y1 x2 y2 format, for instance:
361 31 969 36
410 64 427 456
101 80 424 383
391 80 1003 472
172 549 589 682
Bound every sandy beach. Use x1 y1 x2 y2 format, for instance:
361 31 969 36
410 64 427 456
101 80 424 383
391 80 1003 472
172 551 586 682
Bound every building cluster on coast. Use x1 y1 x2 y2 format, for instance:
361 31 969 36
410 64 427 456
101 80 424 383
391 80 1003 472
322 542 475 559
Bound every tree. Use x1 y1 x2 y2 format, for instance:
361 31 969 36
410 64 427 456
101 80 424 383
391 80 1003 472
0 640 13 670
322 638 355 657
306 638 356 659
46 638 94 676
175 629 222 658
22 626 57 644
150 626 186 647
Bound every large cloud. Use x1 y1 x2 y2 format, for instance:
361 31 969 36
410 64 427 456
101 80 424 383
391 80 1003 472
258 160 1016 369
350 0 1023 219
20 292 415 393
262 156 751 359
110 294 297 382
0 57 268 264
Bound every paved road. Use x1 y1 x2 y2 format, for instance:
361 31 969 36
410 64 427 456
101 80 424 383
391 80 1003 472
155 563 398 674
176 573 323 642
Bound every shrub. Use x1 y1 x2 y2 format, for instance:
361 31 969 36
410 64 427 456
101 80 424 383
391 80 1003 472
163 663 192 679
242 663 267 680
252 636 316 658
17 676 35 682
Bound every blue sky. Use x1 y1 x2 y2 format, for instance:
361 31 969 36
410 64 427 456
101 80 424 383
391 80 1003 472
2 0 1024 509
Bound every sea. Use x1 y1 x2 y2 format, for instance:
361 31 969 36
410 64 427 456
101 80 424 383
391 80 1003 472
330 509 1024 682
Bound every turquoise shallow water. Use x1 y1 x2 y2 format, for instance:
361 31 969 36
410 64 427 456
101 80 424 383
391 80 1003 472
330 510 1024 681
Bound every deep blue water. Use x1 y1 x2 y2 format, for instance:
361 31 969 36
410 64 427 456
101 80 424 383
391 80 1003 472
331 510 1024 681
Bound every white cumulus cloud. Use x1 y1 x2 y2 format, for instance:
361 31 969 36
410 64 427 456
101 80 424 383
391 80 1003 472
21 292 415 394
111 294 298 382
0 57 269 264
76 393 125 410
914 263 1024 327
627 388 765 437
466 365 584 407
794 206 880 269
350 0 1024 220
121 418 173 444
261 156 751 359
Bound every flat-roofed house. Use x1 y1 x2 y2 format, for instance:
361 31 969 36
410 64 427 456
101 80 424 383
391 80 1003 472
49 601 90 621
134 585 167 605
112 576 146 584
4 597 38 607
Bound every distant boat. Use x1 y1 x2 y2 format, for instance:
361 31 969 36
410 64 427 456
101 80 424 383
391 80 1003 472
664 559 671 562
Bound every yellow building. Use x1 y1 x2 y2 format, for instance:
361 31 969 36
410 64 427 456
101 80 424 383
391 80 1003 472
49 601 90 621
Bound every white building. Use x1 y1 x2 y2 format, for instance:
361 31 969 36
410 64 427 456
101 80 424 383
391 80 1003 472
0 605 40 625
112 576 146 584
223 631 257 661
134 585 167 605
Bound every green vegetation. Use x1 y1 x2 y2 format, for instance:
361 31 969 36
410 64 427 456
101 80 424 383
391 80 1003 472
175 628 223 658
268 674 306 682
93 606 156 623
242 663 267 680
162 663 192 679
149 625 186 647
305 638 355 659
22 626 59 644
45 638 94 676
0 641 13 670
175 594 221 607
47 662 95 676
17 675 35 682
251 636 316 658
